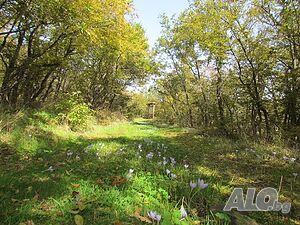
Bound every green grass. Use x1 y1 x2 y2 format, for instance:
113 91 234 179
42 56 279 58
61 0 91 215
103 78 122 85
0 113 299 225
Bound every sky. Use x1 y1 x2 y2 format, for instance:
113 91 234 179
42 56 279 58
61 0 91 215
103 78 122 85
132 0 189 48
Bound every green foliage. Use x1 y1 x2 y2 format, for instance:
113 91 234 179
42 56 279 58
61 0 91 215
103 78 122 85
154 0 300 143
55 92 92 130
0 0 151 110
124 93 148 119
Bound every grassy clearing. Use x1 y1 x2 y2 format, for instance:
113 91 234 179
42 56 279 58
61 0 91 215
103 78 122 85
0 113 299 225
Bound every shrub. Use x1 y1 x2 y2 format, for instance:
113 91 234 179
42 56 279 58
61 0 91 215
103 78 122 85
54 92 92 130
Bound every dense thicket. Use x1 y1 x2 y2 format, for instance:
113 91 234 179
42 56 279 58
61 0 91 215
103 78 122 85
0 0 151 110
154 0 300 142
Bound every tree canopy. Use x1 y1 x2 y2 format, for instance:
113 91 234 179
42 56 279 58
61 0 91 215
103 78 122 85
154 0 300 142
0 0 151 109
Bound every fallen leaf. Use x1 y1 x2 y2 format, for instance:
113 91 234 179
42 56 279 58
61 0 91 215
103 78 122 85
55 162 66 167
132 208 152 223
112 176 127 186
74 215 84 225
40 203 51 212
72 191 80 197
72 184 81 188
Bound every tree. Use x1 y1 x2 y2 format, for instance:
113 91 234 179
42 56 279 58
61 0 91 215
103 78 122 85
0 0 150 110
154 0 300 142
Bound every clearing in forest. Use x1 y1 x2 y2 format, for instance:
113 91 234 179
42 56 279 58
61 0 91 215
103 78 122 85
0 119 299 225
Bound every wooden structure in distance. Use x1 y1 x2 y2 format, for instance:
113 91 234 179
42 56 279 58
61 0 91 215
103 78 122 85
147 102 156 119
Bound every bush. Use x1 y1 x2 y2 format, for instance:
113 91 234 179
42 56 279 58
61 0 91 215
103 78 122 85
54 92 92 130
